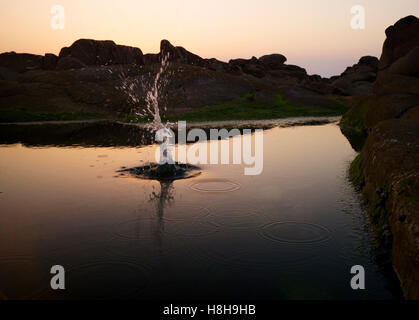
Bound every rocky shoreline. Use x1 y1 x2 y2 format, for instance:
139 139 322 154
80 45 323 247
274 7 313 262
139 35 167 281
0 35 377 121
0 116 339 147
1 11 418 299
341 15 419 299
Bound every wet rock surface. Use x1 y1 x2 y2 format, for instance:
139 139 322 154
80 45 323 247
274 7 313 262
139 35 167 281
341 15 419 299
118 163 201 181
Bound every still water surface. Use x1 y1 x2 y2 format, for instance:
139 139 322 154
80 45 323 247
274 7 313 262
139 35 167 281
0 122 398 299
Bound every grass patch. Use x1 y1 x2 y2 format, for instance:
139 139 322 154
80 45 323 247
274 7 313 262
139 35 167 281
5 92 349 123
349 153 390 243
165 93 349 122
349 154 365 189
340 100 369 151
365 190 392 240
340 100 368 132
0 108 104 123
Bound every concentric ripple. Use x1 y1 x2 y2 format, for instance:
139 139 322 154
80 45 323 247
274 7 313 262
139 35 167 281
189 179 241 193
260 221 332 244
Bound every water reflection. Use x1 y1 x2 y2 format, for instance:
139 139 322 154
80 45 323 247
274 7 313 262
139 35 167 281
0 117 338 147
0 122 402 299
149 180 174 248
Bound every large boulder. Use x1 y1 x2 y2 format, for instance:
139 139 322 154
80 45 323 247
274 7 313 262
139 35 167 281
58 39 144 69
341 15 419 299
267 64 307 82
159 39 205 66
0 52 43 73
360 119 419 299
379 15 419 71
145 40 231 73
0 52 58 74
226 54 309 85
229 56 266 78
259 54 287 69
331 56 379 95
367 16 419 128
386 46 419 77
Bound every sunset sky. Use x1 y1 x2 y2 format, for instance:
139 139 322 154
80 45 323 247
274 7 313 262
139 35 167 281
0 0 417 76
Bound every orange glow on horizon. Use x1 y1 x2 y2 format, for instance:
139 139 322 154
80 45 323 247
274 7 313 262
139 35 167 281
0 0 417 76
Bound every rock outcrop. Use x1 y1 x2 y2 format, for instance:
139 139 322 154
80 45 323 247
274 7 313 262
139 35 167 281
0 37 346 108
0 52 58 78
341 15 419 299
227 54 308 85
258 54 287 68
0 61 280 116
144 39 229 72
0 38 343 117
379 15 419 75
331 56 379 96
159 39 205 66
145 40 314 87
57 39 144 69
0 39 145 75
0 52 43 73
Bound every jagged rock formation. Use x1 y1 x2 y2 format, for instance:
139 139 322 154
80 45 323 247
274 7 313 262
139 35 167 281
0 37 381 98
331 56 379 95
0 39 344 117
341 15 419 299
143 39 313 86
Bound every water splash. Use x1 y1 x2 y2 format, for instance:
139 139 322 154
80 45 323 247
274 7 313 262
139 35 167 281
144 53 171 131
117 52 176 165
118 52 172 133
116 52 204 178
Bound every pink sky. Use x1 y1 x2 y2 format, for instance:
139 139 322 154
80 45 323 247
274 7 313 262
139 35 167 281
0 0 417 76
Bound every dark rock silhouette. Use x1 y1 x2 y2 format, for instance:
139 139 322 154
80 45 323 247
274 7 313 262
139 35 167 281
259 54 287 68
0 52 44 74
0 52 58 80
41 53 58 70
58 39 144 69
0 37 369 107
229 56 267 78
331 56 379 95
159 39 205 66
379 15 419 73
146 40 312 86
341 15 419 299
0 38 343 116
